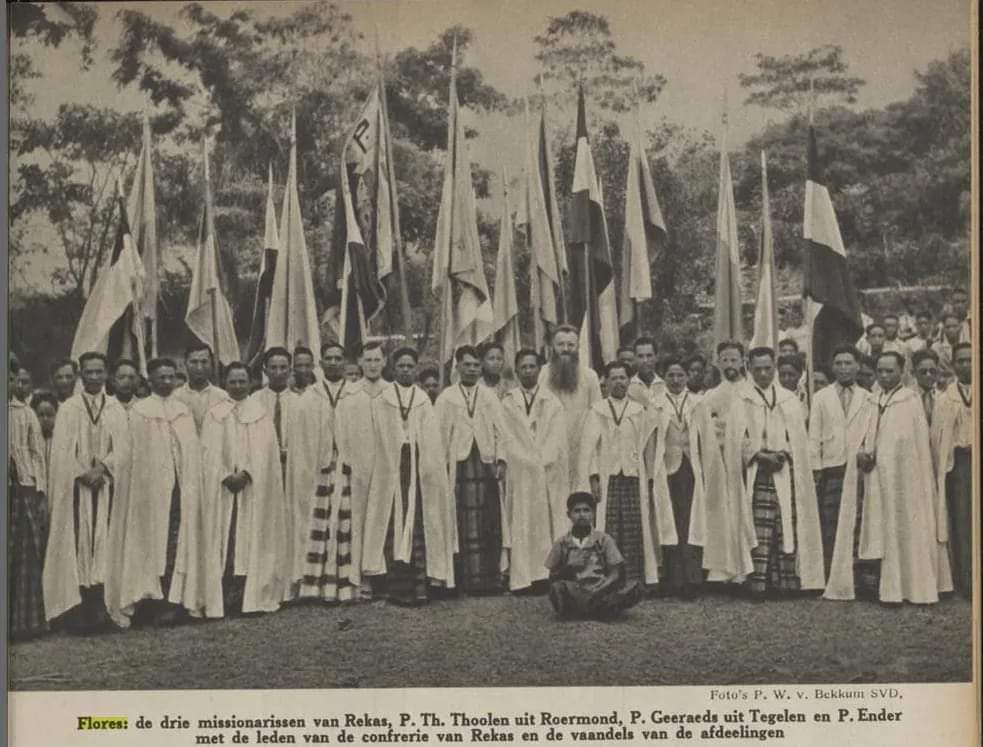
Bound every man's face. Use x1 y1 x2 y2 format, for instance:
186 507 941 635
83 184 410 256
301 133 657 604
876 356 902 391
321 347 345 380
867 326 886 350
635 344 656 377
617 350 636 372
14 370 32 401
813 371 830 390
952 292 968 319
36 401 57 438
607 367 629 398
393 354 417 387
80 358 107 394
953 348 972 385
457 354 481 386
718 348 743 381
857 364 876 390
53 364 77 398
778 364 800 392
943 317 962 342
293 353 315 387
114 364 139 400
516 355 540 390
225 368 251 401
481 348 504 378
568 502 594 531
150 365 177 397
778 343 798 357
914 357 938 392
664 365 687 394
916 316 933 339
360 348 385 381
687 360 705 384
186 349 212 385
831 353 858 386
552 331 578 358
883 318 899 341
344 362 362 382
264 354 291 389
750 354 775 390
421 375 440 402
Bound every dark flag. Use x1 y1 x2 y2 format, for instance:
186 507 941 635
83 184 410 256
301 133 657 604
246 163 279 367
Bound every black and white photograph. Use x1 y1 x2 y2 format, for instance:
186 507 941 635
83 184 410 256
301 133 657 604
4 0 977 705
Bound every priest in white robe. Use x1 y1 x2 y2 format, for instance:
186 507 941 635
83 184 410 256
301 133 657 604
500 349 568 590
173 343 229 435
201 362 288 615
703 341 747 446
44 352 130 631
627 336 665 407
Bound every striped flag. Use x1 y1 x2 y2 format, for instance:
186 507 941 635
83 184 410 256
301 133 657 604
517 98 565 353
266 109 322 356
567 85 618 372
72 179 147 374
245 163 279 367
713 113 743 347
185 138 239 366
127 113 158 355
803 123 862 370
431 41 493 368
493 170 520 366
751 151 778 350
619 113 667 337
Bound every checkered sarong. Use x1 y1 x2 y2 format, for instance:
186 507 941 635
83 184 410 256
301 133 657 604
8 480 45 640
946 447 973 597
748 470 800 595
815 465 846 579
604 474 644 586
300 459 354 602
454 443 503 594
384 444 429 605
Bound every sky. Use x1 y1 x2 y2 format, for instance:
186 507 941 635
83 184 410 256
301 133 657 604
10 0 973 292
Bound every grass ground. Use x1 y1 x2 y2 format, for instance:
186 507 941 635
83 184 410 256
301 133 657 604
8 592 972 691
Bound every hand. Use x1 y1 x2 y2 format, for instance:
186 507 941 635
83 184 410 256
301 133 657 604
496 460 507 482
79 465 107 491
589 475 601 502
856 452 876 473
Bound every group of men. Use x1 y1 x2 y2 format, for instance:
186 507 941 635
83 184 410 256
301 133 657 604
6 305 975 636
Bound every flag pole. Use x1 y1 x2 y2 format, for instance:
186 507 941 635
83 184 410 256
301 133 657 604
538 74 566 326
438 38 457 388
524 97 544 353
805 77 816 409
203 136 221 379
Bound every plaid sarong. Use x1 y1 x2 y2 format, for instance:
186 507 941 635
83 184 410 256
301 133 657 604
8 480 45 641
946 447 972 597
385 444 429 605
454 443 503 594
604 474 644 587
300 458 354 602
748 469 801 595
815 465 846 580
663 457 704 593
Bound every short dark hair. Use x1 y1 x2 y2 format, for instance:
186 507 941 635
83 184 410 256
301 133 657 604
716 340 745 357
293 346 315 361
777 353 802 373
866 323 885 335
882 313 899 323
829 344 859 365
662 354 686 373
748 346 776 362
686 353 707 369
605 360 629 378
263 346 291 365
148 357 177 374
30 390 59 413
514 348 541 369
185 342 213 360
224 361 250 379
417 367 440 383
320 340 345 358
952 342 971 357
915 310 932 322
78 351 108 368
911 349 939 368
391 346 419 364
633 336 657 353
875 351 906 369
479 341 504 359
859 354 876 370
112 358 139 375
359 340 384 356
566 491 597 511
778 337 799 352
51 357 79 377
617 345 634 357
455 345 480 363
942 313 963 325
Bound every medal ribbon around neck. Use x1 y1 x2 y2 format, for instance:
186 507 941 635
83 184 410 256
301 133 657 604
459 384 478 419
395 383 416 423
608 397 630 426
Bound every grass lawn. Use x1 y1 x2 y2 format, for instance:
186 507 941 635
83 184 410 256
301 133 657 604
8 592 972 691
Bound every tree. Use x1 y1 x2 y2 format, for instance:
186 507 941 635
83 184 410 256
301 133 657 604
738 44 866 116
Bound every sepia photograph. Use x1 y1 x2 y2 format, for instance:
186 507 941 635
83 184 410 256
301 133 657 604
4 0 977 703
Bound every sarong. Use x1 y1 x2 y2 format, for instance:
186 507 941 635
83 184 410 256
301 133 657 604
852 475 880 597
946 447 972 597
815 464 846 579
385 444 428 605
663 456 704 593
454 443 503 594
748 469 800 595
222 493 245 615
604 474 644 586
300 460 354 602
549 579 642 619
8 478 45 641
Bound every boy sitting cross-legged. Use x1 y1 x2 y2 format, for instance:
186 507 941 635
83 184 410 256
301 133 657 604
545 492 643 619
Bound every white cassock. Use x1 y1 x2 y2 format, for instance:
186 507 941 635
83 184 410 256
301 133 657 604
173 382 229 435
43 392 130 621
538 363 602 492
201 396 288 613
104 394 221 625
627 372 665 408
500 385 568 588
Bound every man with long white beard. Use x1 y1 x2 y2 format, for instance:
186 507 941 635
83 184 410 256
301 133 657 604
201 362 287 615
500 349 568 588
173 343 229 435
703 341 747 445
538 324 602 485
44 352 130 632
